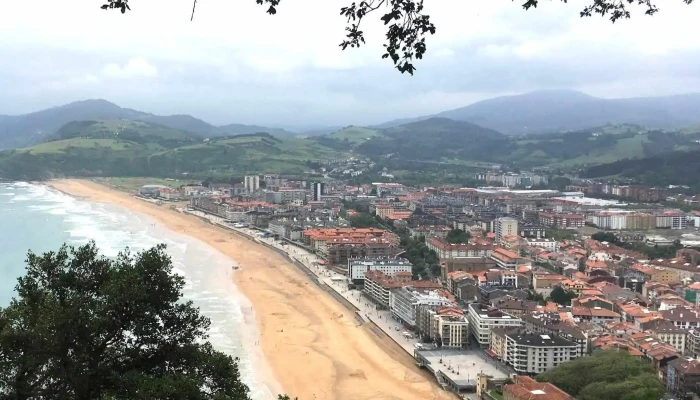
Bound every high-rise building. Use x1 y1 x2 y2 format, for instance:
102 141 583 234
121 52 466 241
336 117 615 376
312 182 325 201
496 217 518 244
244 175 260 193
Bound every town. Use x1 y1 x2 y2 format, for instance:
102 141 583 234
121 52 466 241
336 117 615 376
137 174 700 400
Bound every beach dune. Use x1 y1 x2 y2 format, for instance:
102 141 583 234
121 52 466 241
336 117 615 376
49 179 454 400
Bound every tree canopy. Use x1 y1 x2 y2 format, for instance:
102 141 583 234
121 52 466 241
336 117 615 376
100 0 694 74
445 228 470 244
548 285 576 306
537 349 665 400
0 242 251 400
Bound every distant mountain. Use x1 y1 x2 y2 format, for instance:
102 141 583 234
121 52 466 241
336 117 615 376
376 90 700 135
217 123 296 137
0 99 220 149
350 117 508 161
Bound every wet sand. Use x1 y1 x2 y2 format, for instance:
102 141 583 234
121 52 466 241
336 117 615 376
48 179 454 400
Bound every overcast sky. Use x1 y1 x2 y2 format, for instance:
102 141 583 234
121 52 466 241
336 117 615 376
1 0 700 128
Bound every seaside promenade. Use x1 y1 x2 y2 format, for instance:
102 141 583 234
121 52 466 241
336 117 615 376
183 208 510 393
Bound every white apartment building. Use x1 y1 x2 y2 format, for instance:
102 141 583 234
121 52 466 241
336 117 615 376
524 238 559 252
467 303 522 347
390 287 454 327
244 175 260 192
504 333 579 374
347 257 413 283
496 217 518 244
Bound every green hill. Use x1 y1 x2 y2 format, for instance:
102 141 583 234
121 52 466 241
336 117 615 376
0 120 342 180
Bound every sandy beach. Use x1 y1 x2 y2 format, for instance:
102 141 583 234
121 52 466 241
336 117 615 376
48 179 454 400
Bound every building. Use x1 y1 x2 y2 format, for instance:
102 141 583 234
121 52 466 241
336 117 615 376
363 270 441 309
244 175 260 192
139 184 168 197
524 238 560 252
423 306 470 348
440 257 496 281
496 217 518 244
539 212 585 229
504 333 579 374
490 247 522 270
667 357 700 398
521 313 589 358
426 237 494 259
503 376 574 400
657 212 688 230
408 225 452 240
312 182 325 202
390 287 454 327
347 257 412 284
467 303 522 347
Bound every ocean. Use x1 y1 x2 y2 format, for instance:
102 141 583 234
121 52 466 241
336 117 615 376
0 182 271 399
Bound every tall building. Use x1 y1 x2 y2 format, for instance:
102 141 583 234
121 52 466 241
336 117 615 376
496 217 518 244
312 182 325 201
244 175 260 193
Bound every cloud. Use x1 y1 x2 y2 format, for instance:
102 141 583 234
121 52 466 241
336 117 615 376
101 57 158 79
1 0 700 127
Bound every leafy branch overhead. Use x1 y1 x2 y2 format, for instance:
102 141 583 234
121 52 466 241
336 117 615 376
102 0 693 74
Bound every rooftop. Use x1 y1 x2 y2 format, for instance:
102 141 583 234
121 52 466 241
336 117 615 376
507 333 577 348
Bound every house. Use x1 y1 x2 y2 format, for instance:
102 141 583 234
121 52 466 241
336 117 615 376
503 376 574 400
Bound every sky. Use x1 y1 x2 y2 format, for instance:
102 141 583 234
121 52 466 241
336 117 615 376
2 0 700 129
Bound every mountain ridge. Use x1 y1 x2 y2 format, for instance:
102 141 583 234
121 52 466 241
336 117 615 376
0 99 301 149
375 90 700 135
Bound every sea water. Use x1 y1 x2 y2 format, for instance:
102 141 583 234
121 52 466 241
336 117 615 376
0 182 272 399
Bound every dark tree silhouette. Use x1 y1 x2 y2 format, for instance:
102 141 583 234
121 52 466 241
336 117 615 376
100 0 694 74
0 242 266 400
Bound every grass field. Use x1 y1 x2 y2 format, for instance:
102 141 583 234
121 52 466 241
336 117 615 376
23 138 133 154
327 126 380 145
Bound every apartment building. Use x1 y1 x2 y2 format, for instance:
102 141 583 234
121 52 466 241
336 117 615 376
467 303 522 347
363 270 440 309
496 217 518 243
440 257 496 281
426 237 494 259
347 257 412 284
524 238 559 252
521 313 589 358
504 333 579 374
244 175 260 192
539 212 585 229
408 225 451 239
667 358 700 398
660 307 700 330
490 247 522 270
531 273 568 297
657 212 688 230
422 306 470 348
390 287 454 327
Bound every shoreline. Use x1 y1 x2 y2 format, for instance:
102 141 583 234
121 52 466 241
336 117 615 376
47 179 454 400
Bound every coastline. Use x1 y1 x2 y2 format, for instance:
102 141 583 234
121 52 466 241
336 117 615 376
47 179 454 400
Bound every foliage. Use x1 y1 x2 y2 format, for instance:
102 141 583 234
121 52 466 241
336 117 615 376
396 229 440 279
591 231 617 243
549 285 576 305
545 228 576 241
0 242 251 400
348 212 386 229
445 228 470 244
537 349 665 400
583 148 700 190
101 0 692 74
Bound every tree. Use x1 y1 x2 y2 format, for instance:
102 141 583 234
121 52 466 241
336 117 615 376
0 242 253 400
537 350 665 400
100 0 694 74
549 285 576 306
591 231 618 243
445 228 470 244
